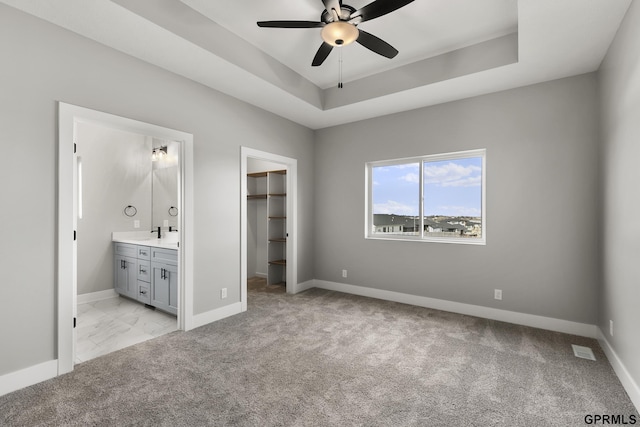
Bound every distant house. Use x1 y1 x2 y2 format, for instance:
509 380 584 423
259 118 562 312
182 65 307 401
423 219 443 233
441 223 466 235
372 214 417 234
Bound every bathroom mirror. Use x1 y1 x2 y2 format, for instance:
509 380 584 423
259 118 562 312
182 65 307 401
151 139 179 231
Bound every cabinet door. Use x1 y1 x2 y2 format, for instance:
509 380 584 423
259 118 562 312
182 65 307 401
151 262 178 315
166 263 178 314
114 255 137 298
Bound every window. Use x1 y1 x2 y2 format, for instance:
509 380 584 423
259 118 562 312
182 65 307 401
366 149 486 244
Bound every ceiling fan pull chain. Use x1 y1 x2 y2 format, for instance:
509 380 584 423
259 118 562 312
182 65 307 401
338 47 343 89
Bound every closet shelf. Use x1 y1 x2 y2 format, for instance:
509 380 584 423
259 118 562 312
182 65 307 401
248 168 287 286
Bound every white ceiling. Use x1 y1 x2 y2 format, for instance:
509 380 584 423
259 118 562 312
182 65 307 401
0 0 632 129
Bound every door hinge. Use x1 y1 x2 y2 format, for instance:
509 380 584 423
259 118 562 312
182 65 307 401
73 317 76 328
74 143 77 154
74 230 76 241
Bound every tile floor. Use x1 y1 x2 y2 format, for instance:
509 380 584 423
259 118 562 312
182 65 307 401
76 296 177 364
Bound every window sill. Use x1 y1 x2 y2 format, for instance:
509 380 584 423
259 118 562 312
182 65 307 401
366 235 486 245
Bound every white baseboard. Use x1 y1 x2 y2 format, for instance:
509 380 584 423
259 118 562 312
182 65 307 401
0 360 58 397
292 280 315 294
253 272 267 279
312 280 598 338
77 289 118 304
598 329 640 412
192 302 243 329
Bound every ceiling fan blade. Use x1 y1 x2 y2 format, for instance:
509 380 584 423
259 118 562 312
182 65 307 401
349 0 414 24
257 21 325 28
356 30 398 58
322 0 342 18
312 42 333 66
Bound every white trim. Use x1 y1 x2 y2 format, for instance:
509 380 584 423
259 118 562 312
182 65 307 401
292 279 315 294
192 302 243 329
240 147 298 313
180 129 195 331
0 360 58 397
58 102 195 376
254 272 268 279
598 329 640 412
312 280 597 338
77 289 118 305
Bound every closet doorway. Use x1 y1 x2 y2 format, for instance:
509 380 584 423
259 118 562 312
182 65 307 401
240 147 297 312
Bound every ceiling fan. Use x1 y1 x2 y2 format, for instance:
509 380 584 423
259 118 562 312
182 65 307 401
257 0 415 67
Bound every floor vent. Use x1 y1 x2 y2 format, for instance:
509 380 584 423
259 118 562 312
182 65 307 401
572 344 596 361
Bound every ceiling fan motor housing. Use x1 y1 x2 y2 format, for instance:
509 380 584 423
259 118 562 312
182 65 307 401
321 5 356 23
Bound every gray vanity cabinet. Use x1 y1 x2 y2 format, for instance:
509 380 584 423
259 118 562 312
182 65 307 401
114 242 177 313
114 244 138 299
150 248 178 315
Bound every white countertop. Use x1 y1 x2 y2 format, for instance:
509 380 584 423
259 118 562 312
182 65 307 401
112 231 179 250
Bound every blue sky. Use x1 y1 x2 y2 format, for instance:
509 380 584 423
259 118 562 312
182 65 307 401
372 157 482 217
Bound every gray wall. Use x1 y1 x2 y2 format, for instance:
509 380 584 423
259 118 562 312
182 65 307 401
598 0 640 393
0 4 314 376
314 73 600 324
77 122 152 295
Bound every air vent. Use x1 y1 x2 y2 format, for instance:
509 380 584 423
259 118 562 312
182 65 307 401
572 344 596 361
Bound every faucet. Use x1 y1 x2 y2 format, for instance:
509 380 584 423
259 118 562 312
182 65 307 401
151 226 161 239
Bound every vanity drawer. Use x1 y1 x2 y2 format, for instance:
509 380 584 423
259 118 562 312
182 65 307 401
137 281 151 304
114 243 137 258
137 260 151 282
137 246 151 260
151 248 178 265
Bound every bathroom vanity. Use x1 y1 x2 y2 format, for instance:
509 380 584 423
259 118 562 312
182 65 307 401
113 235 178 315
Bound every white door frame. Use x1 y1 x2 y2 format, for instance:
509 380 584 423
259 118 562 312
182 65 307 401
57 102 195 375
240 147 297 311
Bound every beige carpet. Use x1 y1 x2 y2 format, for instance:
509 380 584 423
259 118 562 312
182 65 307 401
1 287 637 426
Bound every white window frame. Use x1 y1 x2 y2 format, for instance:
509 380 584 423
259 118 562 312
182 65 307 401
365 149 486 245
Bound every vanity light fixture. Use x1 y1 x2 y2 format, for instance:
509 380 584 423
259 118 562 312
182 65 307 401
151 146 167 162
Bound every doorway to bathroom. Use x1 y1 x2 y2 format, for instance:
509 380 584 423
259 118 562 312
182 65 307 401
240 147 297 311
57 103 194 375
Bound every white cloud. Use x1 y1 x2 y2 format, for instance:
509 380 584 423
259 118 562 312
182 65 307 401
442 175 482 187
400 172 419 183
374 200 417 215
424 162 481 187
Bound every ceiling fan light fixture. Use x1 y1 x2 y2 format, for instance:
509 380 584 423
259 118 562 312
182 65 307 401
321 21 359 47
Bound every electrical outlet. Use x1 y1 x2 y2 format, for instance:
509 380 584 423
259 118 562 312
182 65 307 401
163 219 169 227
494 289 502 300
342 269 348 278
221 288 227 299
134 220 140 229
610 320 614 337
